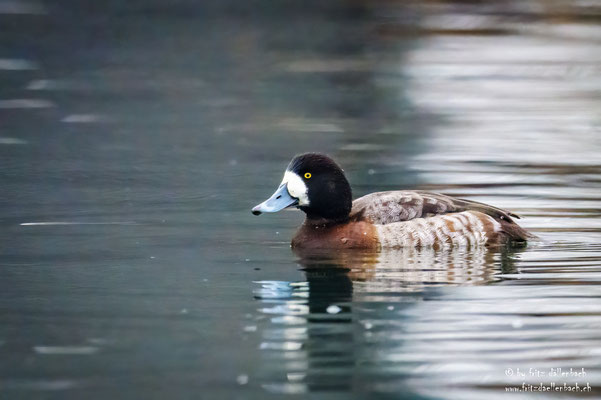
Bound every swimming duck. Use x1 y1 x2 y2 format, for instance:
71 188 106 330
252 153 533 249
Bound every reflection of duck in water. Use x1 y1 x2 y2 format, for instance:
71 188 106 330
254 246 524 394
296 245 520 293
252 153 533 249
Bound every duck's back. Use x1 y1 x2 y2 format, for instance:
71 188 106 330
350 191 532 248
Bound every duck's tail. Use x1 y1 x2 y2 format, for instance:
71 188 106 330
494 213 536 244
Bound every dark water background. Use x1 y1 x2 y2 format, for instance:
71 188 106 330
1 0 600 399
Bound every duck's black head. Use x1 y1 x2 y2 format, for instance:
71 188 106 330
252 153 352 223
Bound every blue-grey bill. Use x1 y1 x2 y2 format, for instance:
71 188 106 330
252 184 298 215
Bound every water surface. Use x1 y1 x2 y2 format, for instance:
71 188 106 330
1 0 600 399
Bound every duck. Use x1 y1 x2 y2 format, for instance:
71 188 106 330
252 153 533 250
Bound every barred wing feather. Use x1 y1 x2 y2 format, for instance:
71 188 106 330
350 191 520 225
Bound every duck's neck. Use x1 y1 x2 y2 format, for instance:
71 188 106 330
303 214 349 228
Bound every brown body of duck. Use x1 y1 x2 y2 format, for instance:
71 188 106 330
252 153 533 250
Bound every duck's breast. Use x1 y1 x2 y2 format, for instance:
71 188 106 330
292 221 379 250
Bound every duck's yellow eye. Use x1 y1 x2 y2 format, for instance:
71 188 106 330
304 172 312 179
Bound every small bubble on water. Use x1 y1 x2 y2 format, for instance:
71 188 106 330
368 169 375 175
363 322 373 330
34 345 98 355
387 306 394 311
0 59 37 71
243 325 257 332
287 372 306 382
236 374 249 385
245 258 251 262
0 137 27 145
62 114 102 123
326 305 342 314
0 99 54 109
27 79 54 90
